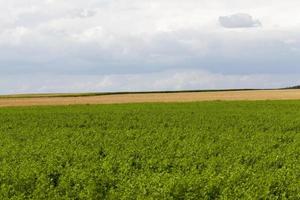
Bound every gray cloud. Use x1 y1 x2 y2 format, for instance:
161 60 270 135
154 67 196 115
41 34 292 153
1 0 300 94
1 26 300 78
219 13 262 28
1 70 299 94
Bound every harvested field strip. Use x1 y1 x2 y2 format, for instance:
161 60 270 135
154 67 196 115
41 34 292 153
1 89 300 107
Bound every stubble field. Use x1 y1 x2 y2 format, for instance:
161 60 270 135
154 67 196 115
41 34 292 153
2 89 300 107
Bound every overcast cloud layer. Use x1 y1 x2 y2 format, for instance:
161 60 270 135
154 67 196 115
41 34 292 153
1 0 300 94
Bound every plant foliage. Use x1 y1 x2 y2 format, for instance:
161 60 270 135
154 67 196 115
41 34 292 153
0 101 300 199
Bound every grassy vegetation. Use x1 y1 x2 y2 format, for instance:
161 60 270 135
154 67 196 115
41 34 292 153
0 101 300 199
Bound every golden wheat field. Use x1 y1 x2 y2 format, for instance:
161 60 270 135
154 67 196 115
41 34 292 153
1 89 300 107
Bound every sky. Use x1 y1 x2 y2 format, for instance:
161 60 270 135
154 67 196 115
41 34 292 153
1 0 300 94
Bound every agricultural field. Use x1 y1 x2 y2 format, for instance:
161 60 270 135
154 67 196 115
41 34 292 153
1 101 300 199
2 89 300 107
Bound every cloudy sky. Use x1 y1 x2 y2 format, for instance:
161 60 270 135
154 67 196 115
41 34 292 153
1 0 300 94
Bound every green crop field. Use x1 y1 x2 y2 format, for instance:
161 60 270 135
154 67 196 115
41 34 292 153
1 101 300 199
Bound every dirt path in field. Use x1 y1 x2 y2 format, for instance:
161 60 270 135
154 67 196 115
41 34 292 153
1 89 300 107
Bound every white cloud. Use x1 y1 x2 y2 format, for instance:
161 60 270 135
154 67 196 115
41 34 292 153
71 26 106 42
70 9 97 18
0 26 31 45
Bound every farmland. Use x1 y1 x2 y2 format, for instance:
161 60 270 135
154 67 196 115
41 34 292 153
2 89 300 107
1 101 300 199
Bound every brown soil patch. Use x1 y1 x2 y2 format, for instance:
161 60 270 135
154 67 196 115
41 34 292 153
1 89 300 107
